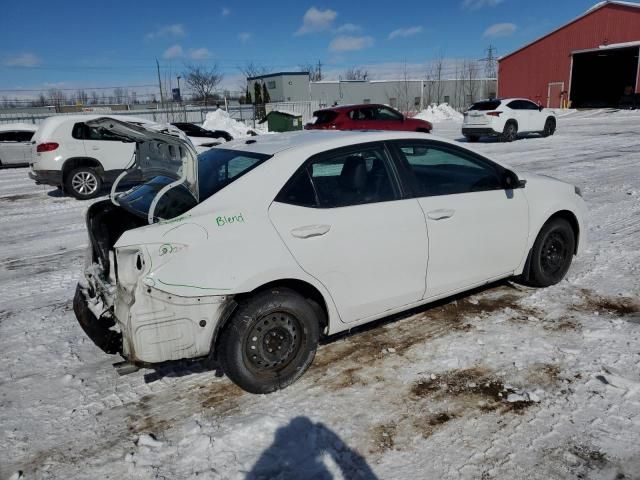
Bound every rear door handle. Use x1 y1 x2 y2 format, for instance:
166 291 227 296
91 146 100 150
291 224 331 239
427 209 455 220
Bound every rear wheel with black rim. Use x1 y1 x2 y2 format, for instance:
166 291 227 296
541 118 556 137
217 287 320 394
525 217 575 287
501 122 518 142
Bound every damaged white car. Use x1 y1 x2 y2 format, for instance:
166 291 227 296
74 118 587 393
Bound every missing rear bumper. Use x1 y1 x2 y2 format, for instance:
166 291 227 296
73 284 122 355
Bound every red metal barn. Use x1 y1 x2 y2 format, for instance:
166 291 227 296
498 1 640 108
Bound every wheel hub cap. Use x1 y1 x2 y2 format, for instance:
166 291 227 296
541 232 567 275
246 313 301 370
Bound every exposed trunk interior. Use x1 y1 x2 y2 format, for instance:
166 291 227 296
86 200 146 276
570 46 639 108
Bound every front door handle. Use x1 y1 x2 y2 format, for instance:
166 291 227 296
427 209 455 220
91 146 100 150
291 224 331 239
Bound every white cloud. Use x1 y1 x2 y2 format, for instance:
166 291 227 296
238 32 252 42
163 45 184 59
146 24 186 40
388 26 423 39
462 0 503 10
221 7 230 16
189 48 211 60
295 7 337 35
483 22 517 37
336 23 361 33
329 35 374 52
4 53 41 67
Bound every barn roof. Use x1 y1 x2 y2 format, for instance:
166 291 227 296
499 1 640 62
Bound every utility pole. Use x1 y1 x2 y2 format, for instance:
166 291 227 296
480 45 498 79
156 58 165 108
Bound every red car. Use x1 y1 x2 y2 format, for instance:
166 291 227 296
305 104 432 133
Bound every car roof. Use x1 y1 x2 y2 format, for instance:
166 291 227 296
0 122 38 132
34 114 154 139
316 103 387 112
219 130 458 156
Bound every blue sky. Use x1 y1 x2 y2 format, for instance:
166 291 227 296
0 0 632 98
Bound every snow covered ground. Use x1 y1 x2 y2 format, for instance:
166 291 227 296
1 109 640 480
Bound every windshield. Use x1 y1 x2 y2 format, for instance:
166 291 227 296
117 148 271 221
313 111 338 124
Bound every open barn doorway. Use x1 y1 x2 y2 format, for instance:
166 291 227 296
570 46 639 108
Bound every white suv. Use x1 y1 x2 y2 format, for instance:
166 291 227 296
462 98 557 142
74 119 586 394
29 115 153 199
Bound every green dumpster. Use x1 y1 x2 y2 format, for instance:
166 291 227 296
260 110 303 132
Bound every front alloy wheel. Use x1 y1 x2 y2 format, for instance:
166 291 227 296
218 287 320 394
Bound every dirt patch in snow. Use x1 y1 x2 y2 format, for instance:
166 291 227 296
410 366 543 414
126 381 244 436
574 289 640 316
413 412 457 439
313 287 539 391
370 422 397 453
0 193 43 202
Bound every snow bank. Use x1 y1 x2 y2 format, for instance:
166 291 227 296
414 103 464 123
202 109 257 138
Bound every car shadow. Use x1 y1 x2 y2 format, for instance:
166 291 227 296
246 416 379 480
143 358 224 384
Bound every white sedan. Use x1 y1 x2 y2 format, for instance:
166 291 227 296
462 98 557 142
74 120 586 393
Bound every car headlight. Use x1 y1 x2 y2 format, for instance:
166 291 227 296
574 186 583 197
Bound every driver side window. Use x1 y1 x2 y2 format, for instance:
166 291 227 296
395 142 503 196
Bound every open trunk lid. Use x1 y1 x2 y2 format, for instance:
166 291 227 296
85 118 200 221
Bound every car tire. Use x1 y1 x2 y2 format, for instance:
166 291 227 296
218 287 320 394
465 135 480 143
65 167 102 200
501 122 518 142
541 118 556 137
524 217 575 287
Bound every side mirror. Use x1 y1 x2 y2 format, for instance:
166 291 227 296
503 169 525 189
538 106 543 112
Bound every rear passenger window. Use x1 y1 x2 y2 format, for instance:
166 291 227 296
396 142 503 196
72 122 128 141
15 131 34 142
276 146 398 208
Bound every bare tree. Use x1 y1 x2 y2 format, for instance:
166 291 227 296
343 67 369 81
387 61 412 113
75 90 88 105
299 63 322 81
183 63 223 106
48 89 66 109
427 53 445 105
90 91 99 105
463 60 480 107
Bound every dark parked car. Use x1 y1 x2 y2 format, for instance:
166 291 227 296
171 122 234 141
305 104 432 133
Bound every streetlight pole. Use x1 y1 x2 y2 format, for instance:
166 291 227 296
176 76 181 102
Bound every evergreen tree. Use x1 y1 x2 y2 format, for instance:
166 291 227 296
254 82 262 104
245 85 252 104
262 82 271 104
